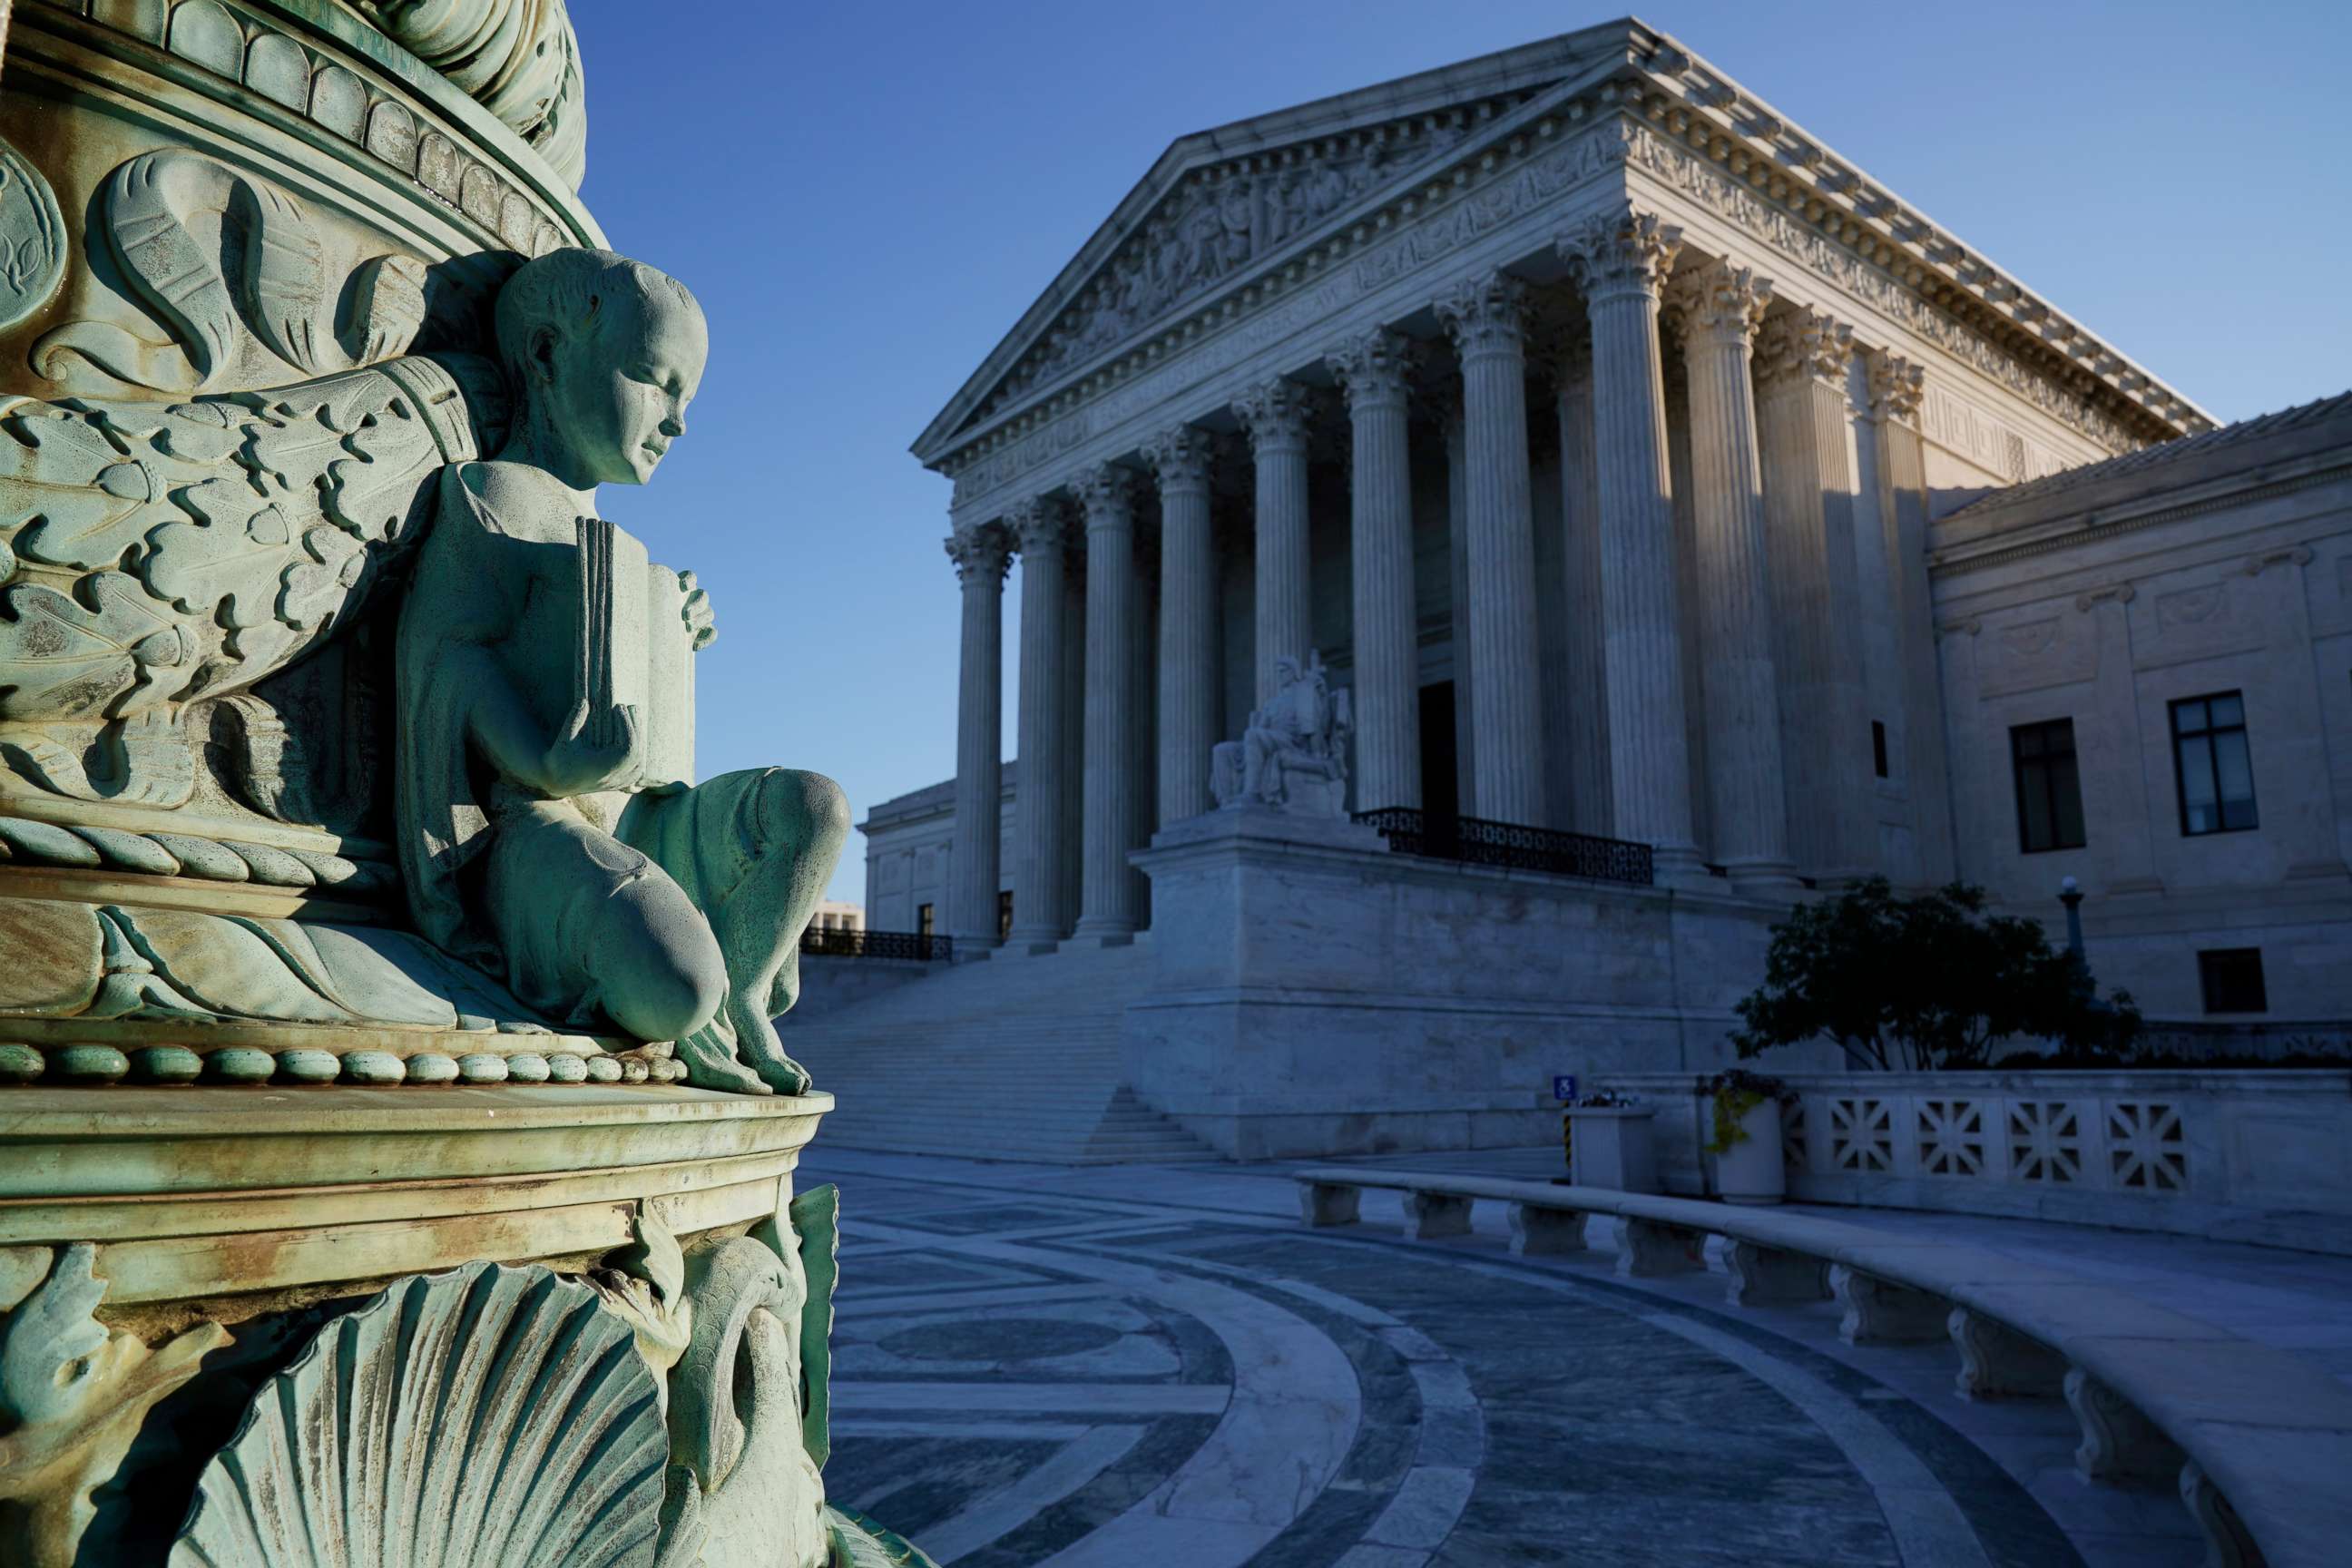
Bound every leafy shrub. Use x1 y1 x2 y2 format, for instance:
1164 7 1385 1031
1731 878 2141 1071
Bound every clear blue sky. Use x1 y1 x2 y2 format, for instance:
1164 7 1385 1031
570 0 2350 913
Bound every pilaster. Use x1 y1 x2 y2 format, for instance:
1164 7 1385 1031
1559 207 1700 877
945 523 1012 951
1329 327 1422 813
1754 305 1873 884
1436 270 1546 828
1862 352 1958 884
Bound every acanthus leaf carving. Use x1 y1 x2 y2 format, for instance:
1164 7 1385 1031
0 1242 230 1568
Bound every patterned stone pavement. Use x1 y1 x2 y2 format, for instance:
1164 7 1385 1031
805 1149 2213 1567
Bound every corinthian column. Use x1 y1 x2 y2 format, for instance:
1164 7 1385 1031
1071 463 1141 945
1329 327 1421 812
1755 307 1872 883
1559 207 1699 877
1553 334 1612 837
1233 377 1318 705
1142 425 1220 825
946 523 1013 951
1436 270 1545 827
1664 261 1798 890
1005 497 1073 950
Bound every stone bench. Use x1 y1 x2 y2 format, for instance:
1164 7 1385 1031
1294 1165 2352 1568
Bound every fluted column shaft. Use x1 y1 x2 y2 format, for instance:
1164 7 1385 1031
1863 353 1956 885
1144 426 1220 825
1553 339 1612 837
946 524 1012 949
1006 500 1073 948
1235 378 1317 705
1436 387 1476 816
1668 263 1797 888
1057 556 1086 925
1073 465 1140 942
1561 209 1699 873
1756 308 1872 882
1438 271 1545 827
1331 328 1421 812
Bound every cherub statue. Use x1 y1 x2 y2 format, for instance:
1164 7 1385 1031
1210 650 1353 818
397 249 847 1094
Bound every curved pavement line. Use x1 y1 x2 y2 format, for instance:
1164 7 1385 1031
912 1423 1147 1563
1091 1241 1488 1567
1444 1252 1996 1568
841 1220 1366 1568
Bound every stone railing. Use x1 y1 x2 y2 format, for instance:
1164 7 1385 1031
1293 1165 2352 1568
1604 1069 2352 1254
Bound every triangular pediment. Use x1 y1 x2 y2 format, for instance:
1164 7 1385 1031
911 20 1650 463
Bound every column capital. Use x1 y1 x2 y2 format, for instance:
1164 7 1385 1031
945 522 1012 586
1863 351 1926 424
1233 377 1318 454
1141 424 1217 492
1328 327 1415 412
1071 463 1138 530
1556 205 1684 303
1008 495 1073 554
1754 308 1856 392
1663 260 1774 349
1436 270 1528 358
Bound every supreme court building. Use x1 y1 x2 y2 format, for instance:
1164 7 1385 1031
829 22 2352 1159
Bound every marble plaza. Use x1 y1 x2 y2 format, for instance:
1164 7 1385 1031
817 20 2352 1161
807 1145 2352 1568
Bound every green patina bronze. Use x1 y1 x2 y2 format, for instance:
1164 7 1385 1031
0 4 918 1564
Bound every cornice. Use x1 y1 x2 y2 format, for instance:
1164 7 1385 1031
921 24 2209 493
1928 458 2352 577
1618 28 2208 441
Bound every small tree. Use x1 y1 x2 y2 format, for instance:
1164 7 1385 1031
1731 878 2141 1071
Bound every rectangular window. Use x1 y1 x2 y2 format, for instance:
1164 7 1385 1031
916 902 935 937
998 889 1014 940
1871 720 1889 779
2171 691 2258 835
2198 947 2268 1014
2010 719 2086 853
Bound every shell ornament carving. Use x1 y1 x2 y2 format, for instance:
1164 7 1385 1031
171 1260 669 1568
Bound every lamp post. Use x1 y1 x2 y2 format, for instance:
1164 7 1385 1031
2058 876 2086 962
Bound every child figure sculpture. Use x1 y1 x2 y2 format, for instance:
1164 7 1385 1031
397 249 846 1093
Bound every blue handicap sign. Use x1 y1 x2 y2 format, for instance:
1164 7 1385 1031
1552 1074 1578 1102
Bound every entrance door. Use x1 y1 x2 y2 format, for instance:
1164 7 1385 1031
1417 683 1459 851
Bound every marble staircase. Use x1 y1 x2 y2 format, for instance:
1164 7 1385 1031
781 940 1218 1164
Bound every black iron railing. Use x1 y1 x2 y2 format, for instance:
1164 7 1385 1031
1352 808 1654 887
800 927 955 962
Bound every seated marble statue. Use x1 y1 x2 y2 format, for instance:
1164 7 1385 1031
1210 651 1354 817
397 249 846 1094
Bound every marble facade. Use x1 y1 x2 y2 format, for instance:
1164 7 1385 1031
851 22 2351 1152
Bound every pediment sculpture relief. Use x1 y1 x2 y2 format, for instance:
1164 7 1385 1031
992 113 1483 410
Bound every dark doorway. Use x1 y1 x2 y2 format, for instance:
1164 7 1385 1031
1418 682 1460 853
